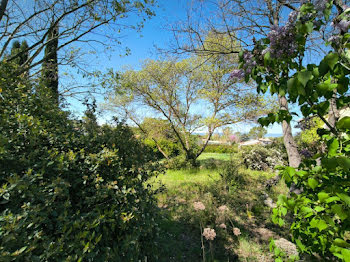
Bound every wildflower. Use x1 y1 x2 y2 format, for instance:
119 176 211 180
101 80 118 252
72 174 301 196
218 205 229 213
267 25 298 58
230 69 245 80
335 20 350 32
193 201 205 211
233 227 241 236
219 223 227 229
203 228 216 240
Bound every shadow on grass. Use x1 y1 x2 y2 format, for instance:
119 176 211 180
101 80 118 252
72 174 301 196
151 163 292 261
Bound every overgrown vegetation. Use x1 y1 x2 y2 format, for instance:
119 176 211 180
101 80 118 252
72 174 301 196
0 62 161 261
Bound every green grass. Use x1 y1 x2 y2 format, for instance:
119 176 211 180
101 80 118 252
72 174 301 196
197 152 232 161
150 168 221 191
150 153 289 261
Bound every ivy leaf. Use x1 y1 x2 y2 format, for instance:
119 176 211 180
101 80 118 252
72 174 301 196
298 70 312 87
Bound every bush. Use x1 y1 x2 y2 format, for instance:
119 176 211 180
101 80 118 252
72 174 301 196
203 144 237 154
241 145 286 171
165 155 197 170
144 137 181 159
0 63 161 261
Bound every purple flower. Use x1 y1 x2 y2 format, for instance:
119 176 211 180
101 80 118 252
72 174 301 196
267 23 298 58
230 69 245 80
314 0 328 12
300 149 312 158
335 20 350 32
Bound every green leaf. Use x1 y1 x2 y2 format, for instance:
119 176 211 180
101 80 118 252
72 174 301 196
325 196 341 203
337 193 350 207
328 138 339 157
298 70 312 87
341 248 350 262
319 60 329 76
334 238 350 248
287 77 299 97
336 117 350 130
336 157 350 171
324 52 339 70
331 204 348 220
314 206 325 212
310 218 328 231
305 21 314 33
300 206 313 216
318 192 330 203
308 178 319 189
264 51 271 66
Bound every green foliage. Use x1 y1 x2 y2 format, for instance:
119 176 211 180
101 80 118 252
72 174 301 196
203 144 238 154
140 118 181 159
164 155 197 170
296 117 324 156
248 126 267 139
241 2 350 260
0 62 161 261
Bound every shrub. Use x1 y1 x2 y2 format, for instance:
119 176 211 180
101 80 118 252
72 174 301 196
144 137 181 159
0 62 161 261
203 144 237 154
241 145 286 171
165 155 197 170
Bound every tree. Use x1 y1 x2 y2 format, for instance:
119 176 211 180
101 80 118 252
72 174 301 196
40 23 59 104
10 40 29 67
0 0 156 99
167 0 307 167
248 126 267 139
240 1 350 259
106 48 272 165
139 118 181 159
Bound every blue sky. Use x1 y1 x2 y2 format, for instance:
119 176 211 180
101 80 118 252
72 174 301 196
64 0 298 136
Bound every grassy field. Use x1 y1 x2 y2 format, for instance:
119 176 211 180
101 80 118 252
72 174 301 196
150 153 290 262
197 152 232 161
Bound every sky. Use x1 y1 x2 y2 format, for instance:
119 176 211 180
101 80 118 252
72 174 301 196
64 0 298 136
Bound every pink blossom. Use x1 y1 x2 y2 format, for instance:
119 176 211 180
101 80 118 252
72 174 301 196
193 201 205 211
233 227 241 236
219 223 227 229
218 205 229 213
203 228 216 240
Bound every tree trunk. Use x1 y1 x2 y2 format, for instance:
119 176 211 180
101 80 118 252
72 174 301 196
328 90 339 129
279 95 301 168
0 0 8 23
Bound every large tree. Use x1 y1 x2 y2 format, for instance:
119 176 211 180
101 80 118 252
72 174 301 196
166 0 313 167
0 0 156 99
106 35 273 164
